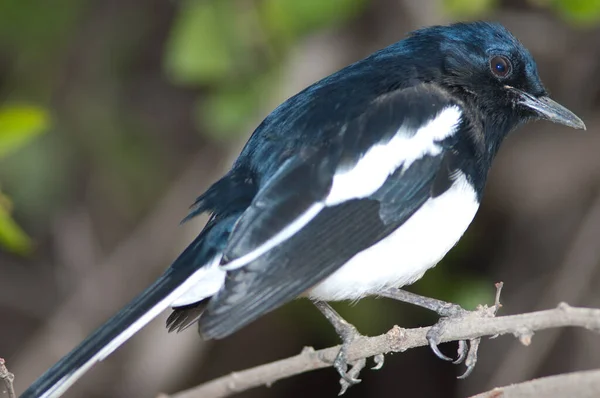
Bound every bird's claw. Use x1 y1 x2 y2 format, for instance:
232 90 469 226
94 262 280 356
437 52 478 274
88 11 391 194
312 301 381 394
457 337 480 379
426 318 455 362
333 345 362 386
426 307 483 378
453 339 468 364
372 353 385 370
381 284 503 379
336 345 385 394
329 323 386 395
325 320 365 394
338 358 365 395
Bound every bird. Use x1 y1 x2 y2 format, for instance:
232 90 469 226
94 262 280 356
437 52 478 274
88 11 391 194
22 21 585 398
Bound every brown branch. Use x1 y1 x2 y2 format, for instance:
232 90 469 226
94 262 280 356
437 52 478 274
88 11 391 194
470 369 600 398
0 358 15 398
163 303 600 398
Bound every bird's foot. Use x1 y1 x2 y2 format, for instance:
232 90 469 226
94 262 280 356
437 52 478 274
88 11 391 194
332 322 366 394
425 301 468 360
312 300 382 395
425 283 504 378
381 283 503 378
426 309 479 378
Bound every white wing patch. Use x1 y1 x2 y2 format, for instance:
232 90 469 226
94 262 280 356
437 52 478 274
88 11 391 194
97 256 225 360
221 203 324 270
325 105 462 206
171 255 226 306
309 172 479 301
221 105 462 271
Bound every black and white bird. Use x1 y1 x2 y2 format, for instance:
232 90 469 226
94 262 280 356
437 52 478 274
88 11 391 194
22 21 585 398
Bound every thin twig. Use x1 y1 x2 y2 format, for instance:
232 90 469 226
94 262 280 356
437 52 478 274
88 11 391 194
0 358 15 398
163 303 600 398
470 369 600 398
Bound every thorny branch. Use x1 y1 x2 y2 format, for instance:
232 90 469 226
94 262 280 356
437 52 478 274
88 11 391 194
163 302 600 398
0 358 15 398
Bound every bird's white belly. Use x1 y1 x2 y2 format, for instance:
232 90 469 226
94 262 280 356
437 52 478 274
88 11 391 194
308 173 480 301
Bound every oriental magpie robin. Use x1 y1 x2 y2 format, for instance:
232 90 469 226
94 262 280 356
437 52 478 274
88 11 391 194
23 21 585 398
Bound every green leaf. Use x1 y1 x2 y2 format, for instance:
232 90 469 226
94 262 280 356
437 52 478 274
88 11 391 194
164 0 236 85
261 0 366 43
0 105 48 254
198 89 258 140
0 105 50 159
0 193 32 255
551 0 600 24
443 0 496 18
196 69 278 140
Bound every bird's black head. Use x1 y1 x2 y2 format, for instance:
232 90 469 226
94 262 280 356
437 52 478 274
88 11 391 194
404 22 585 148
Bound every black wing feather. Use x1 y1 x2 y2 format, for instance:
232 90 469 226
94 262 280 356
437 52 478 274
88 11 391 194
223 83 456 266
223 146 340 263
200 155 444 339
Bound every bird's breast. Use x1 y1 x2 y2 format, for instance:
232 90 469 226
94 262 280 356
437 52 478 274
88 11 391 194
307 172 480 301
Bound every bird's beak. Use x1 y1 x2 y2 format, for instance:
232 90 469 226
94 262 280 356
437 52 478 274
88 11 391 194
507 86 586 130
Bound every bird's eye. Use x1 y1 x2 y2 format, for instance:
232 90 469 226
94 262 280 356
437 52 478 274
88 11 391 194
490 55 512 78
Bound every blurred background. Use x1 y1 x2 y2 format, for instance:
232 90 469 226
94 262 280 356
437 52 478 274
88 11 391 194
1 0 600 397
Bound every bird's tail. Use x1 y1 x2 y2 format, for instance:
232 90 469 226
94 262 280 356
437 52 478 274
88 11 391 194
21 232 226 398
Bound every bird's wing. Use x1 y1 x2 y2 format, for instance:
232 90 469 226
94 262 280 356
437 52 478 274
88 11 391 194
201 84 466 338
220 145 339 269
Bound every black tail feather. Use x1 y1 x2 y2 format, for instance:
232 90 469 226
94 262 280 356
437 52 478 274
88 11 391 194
20 268 196 398
22 208 245 398
166 300 208 333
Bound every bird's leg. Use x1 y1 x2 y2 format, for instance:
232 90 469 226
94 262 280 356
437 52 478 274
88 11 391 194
379 287 479 378
312 300 369 394
380 287 467 317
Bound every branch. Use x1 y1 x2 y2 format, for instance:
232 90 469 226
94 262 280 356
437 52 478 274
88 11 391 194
164 303 600 398
0 358 15 398
470 369 600 398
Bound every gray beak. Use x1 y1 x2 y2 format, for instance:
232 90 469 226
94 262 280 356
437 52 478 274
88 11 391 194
511 88 586 130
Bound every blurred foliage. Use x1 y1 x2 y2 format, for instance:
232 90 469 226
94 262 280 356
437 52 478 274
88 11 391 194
262 0 367 43
0 193 32 255
444 0 600 23
0 105 49 254
0 0 84 101
165 0 367 139
549 0 600 24
165 1 239 85
444 0 497 18
167 0 600 140
0 106 49 158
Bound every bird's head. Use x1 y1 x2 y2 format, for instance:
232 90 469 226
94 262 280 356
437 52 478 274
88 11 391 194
408 22 585 133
